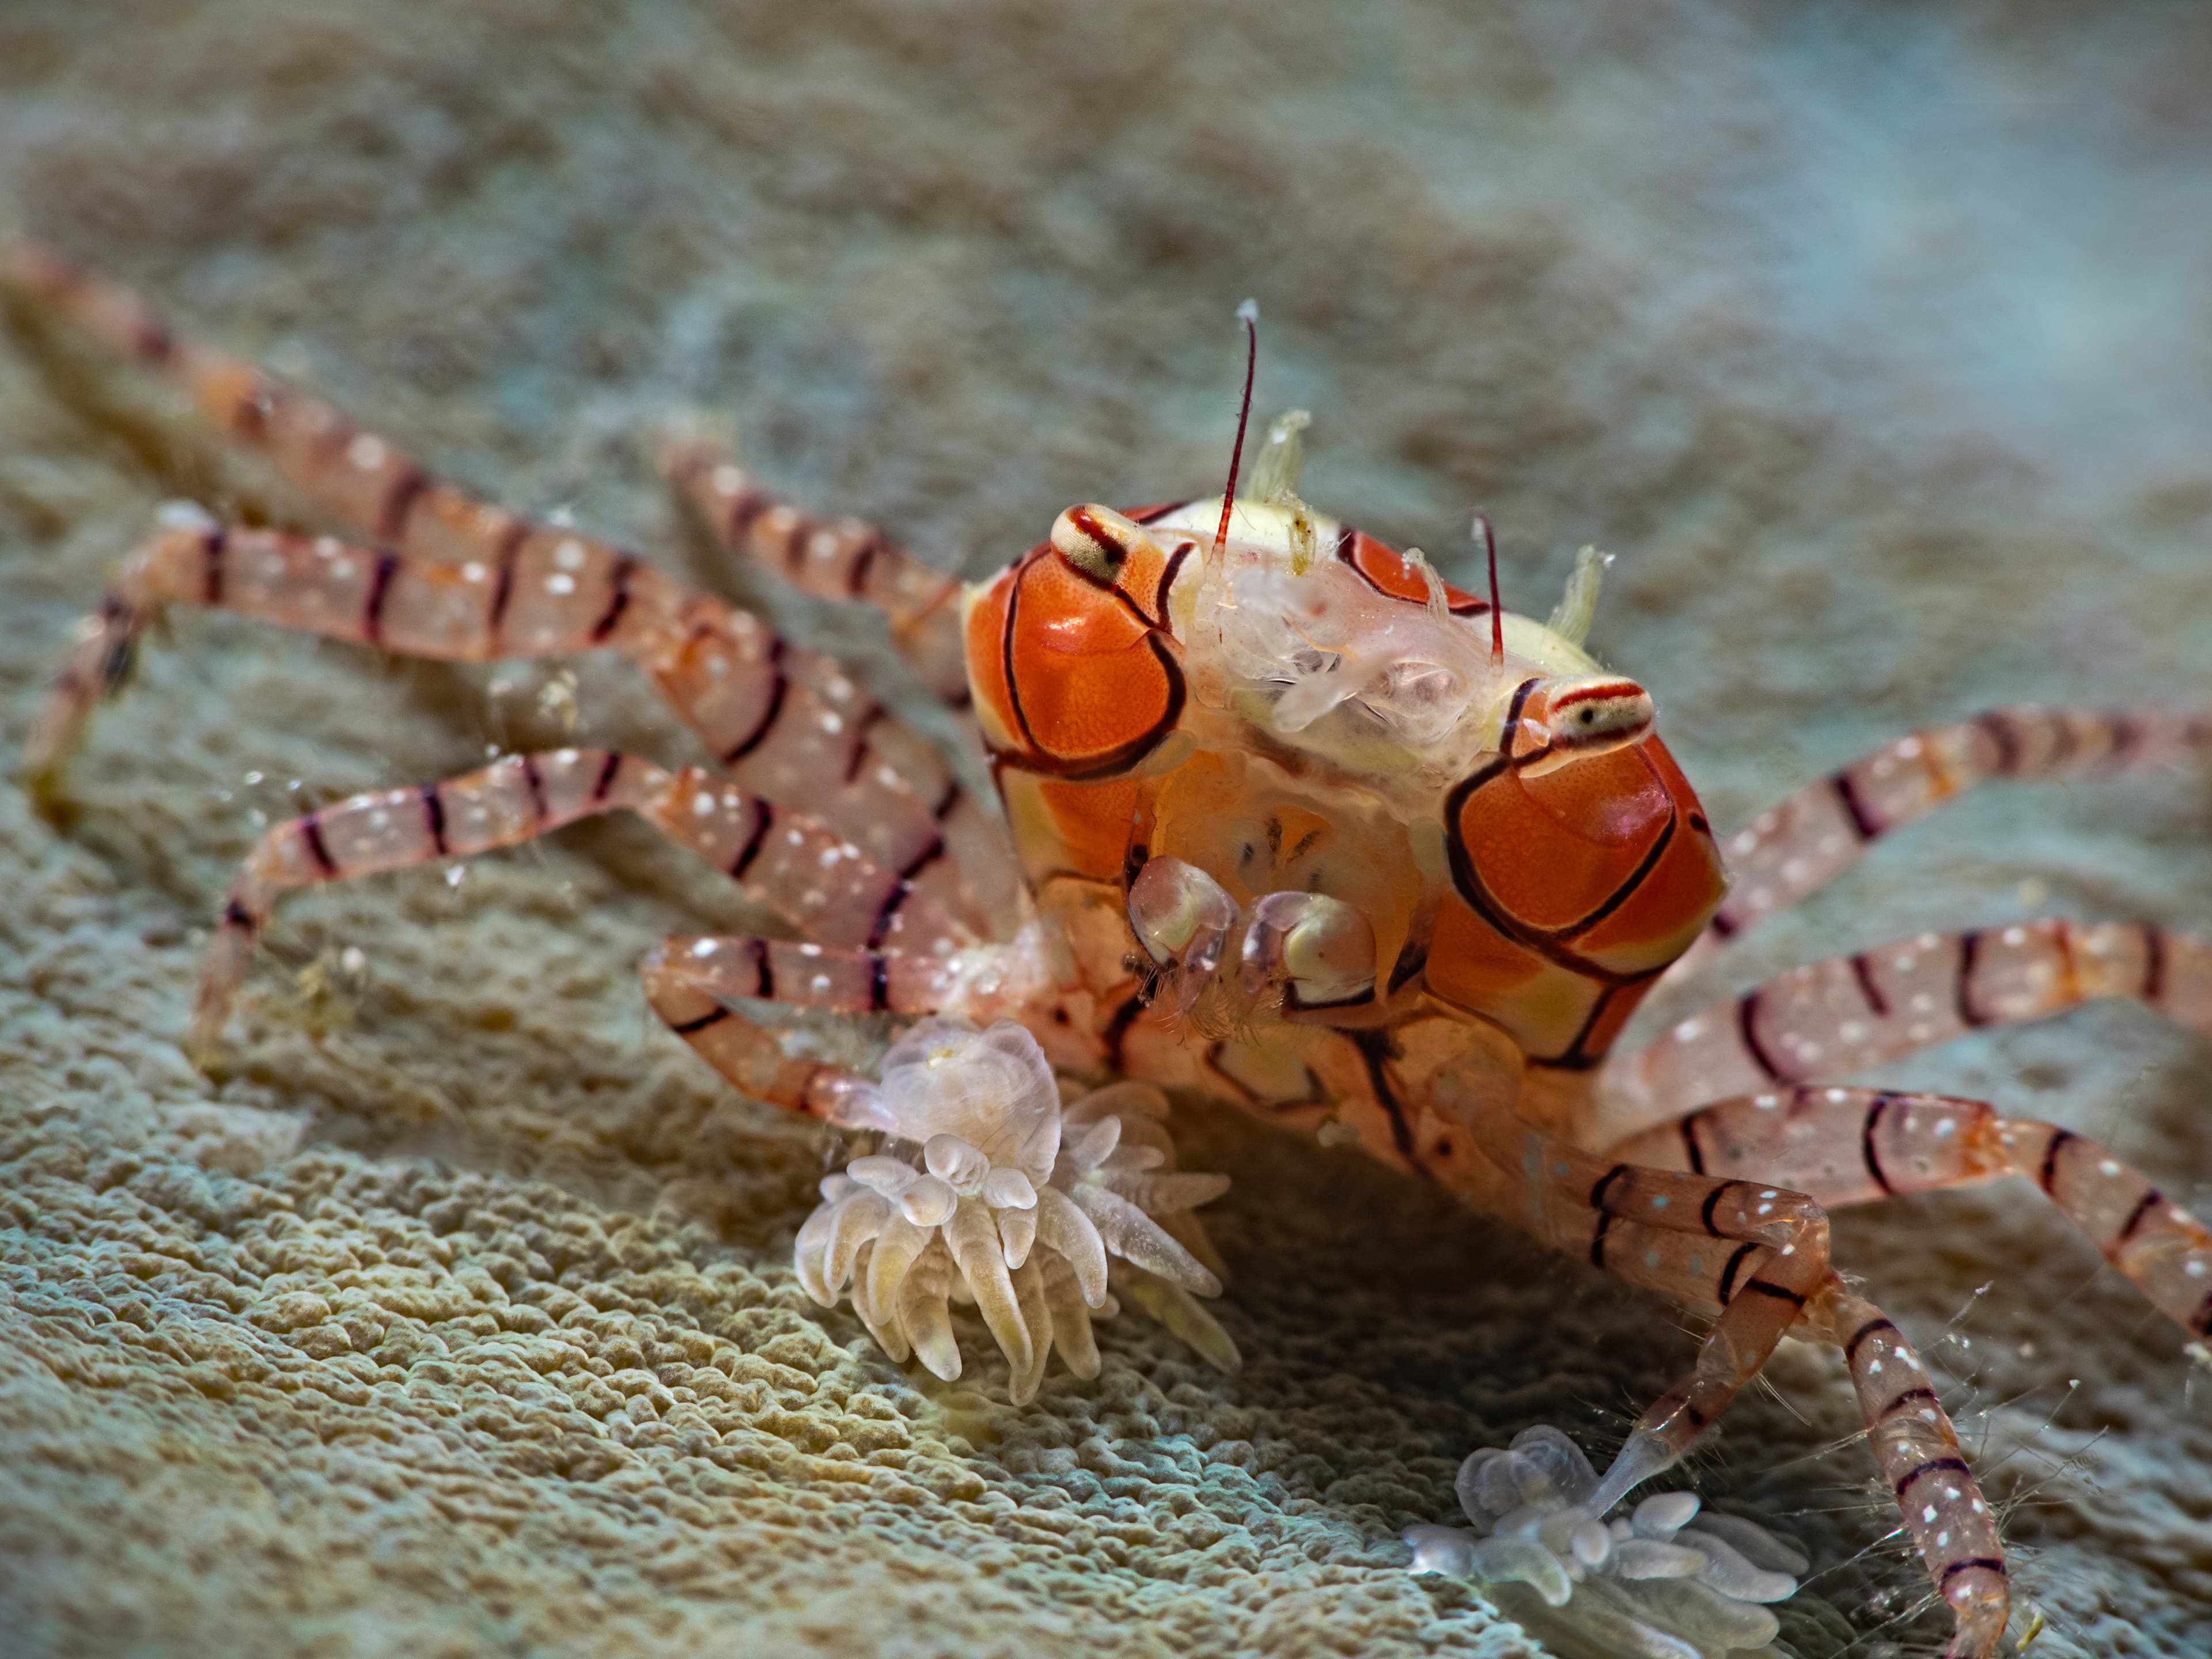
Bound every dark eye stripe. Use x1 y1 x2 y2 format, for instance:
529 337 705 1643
1052 514 1170 630
1153 543 1193 635
1547 679 1644 710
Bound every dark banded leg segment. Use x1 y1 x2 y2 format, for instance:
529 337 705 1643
639 934 1044 1123
641 948 884 1126
662 434 971 707
770 646 1022 937
1551 1159 2013 1652
1673 706 2212 979
1604 919 2210 1143
23 514 990 933
653 934 982 1018
1473 1113 1831 1513
2 240 465 550
661 438 1023 932
6 243 998 926
1581 1239 2012 1651
1812 1276 2009 1658
1612 1086 2212 1338
196 748 970 1052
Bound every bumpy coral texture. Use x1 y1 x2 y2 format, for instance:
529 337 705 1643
4 3 2212 1658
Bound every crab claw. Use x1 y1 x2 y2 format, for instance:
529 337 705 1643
1126 857 1236 1013
1239 890 1377 1009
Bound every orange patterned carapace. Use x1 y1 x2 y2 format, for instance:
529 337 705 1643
964 488 1727 1160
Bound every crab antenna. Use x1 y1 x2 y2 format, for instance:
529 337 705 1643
1212 299 1260 561
1472 510 1503 665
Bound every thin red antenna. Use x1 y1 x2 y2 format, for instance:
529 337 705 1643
1212 300 1260 559
1471 509 1503 665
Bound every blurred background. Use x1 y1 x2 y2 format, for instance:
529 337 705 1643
2 3 2209 1656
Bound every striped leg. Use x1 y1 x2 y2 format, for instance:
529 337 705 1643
642 948 882 1126
4 241 1011 928
3 241 626 571
1814 1278 2010 1658
662 435 1024 934
1612 1085 2212 1339
1475 1115 1831 1513
1674 706 2212 978
1586 1217 2012 1653
1567 1167 2014 1654
196 748 970 1052
24 513 988 932
1603 919 2210 1144
639 933 1044 1121
662 434 970 707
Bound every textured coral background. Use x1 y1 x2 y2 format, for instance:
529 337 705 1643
3 2 2211 1655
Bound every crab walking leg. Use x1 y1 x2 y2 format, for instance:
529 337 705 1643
2 241 604 569
2 241 451 547
1810 1277 2009 1659
1581 1225 2010 1654
2 243 1007 918
662 438 1025 934
663 435 971 707
1672 706 2212 978
1602 919 2211 1143
641 947 886 1124
652 931 1047 1026
1473 1113 1831 1513
650 611 1017 934
197 748 971 1048
24 516 988 931
1611 1086 2212 1337
639 934 1043 1118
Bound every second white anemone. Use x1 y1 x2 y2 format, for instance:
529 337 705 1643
1406 1426 1804 1659
794 1017 1238 1402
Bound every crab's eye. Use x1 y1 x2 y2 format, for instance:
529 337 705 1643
1503 676 1654 779
1552 683 1651 744
1051 504 1162 587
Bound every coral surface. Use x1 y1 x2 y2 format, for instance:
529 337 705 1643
4 3 2212 1657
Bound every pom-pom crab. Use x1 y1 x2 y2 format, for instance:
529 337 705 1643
12 247 2211 1658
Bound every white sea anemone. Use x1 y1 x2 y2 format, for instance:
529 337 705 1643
1405 1426 1804 1659
794 1017 1239 1401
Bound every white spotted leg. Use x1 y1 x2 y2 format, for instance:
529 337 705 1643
196 747 972 1054
660 433 1024 935
661 434 971 709
1467 1111 1833 1513
641 948 886 1127
1571 1203 2013 1656
5 240 1013 935
1611 1085 2212 1344
1604 1081 2212 1656
1672 706 2212 980
22 512 990 935
1600 918 2210 1145
1529 1111 2018 1654
639 931 1047 1123
1812 1276 2009 1658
